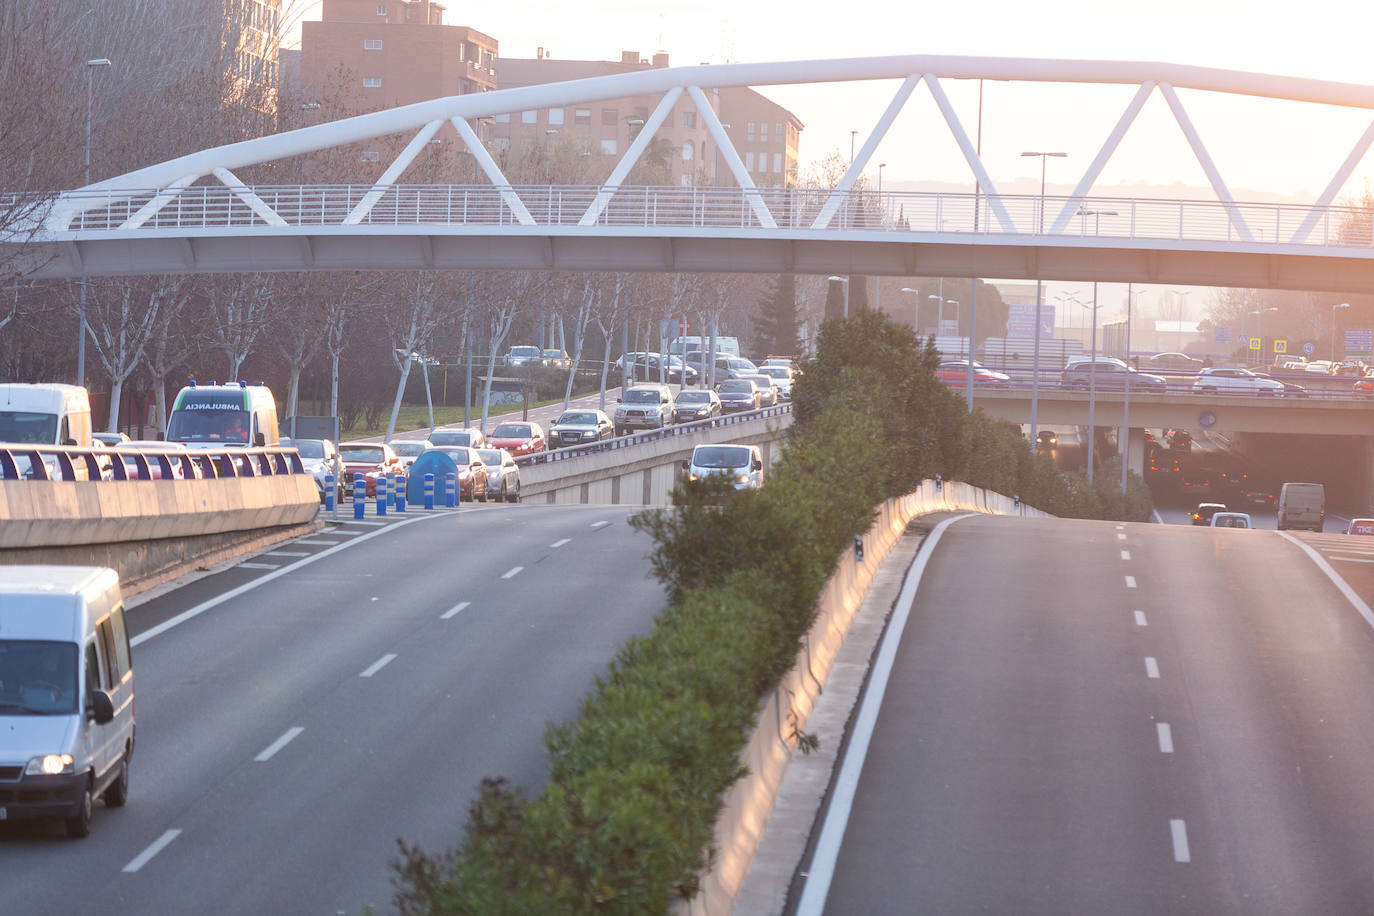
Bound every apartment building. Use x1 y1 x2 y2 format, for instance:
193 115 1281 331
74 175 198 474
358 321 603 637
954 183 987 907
495 50 802 187
299 0 498 116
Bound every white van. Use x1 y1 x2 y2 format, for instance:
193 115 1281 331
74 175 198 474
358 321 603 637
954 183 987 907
683 443 765 490
165 381 279 449
1277 482 1325 531
0 383 93 448
0 566 135 837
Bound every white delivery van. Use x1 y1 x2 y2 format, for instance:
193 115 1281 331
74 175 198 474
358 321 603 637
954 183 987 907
0 383 93 447
1277 482 1325 532
165 380 279 449
0 566 135 837
683 443 765 490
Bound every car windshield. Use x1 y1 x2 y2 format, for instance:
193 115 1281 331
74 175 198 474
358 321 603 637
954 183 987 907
543 350 564 358
390 441 428 456
624 390 661 403
292 440 326 459
676 392 709 403
0 640 78 715
693 446 751 469
718 381 752 393
477 449 504 466
0 410 59 444
750 376 774 387
166 407 251 444
340 445 385 463
510 346 539 358
493 424 531 438
557 412 597 425
760 367 788 378
429 430 473 447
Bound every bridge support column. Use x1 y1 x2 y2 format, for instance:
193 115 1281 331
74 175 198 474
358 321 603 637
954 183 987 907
1122 426 1148 478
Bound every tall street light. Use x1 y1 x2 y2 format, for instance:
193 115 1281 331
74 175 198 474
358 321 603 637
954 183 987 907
544 128 558 182
901 287 919 331
1332 302 1351 361
827 276 850 318
78 57 111 389
1078 208 1118 484
947 300 960 337
928 293 944 333
873 163 887 310
1021 151 1066 452
1174 289 1193 352
1122 285 1145 494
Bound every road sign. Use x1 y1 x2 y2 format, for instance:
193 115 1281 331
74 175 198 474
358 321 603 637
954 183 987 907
1346 328 1373 357
1248 337 1261 351
1214 327 1231 343
1198 410 1217 429
1303 342 1315 355
1274 339 1288 354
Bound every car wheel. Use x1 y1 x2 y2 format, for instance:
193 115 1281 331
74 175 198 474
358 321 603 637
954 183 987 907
614 426 625 437
104 750 130 808
66 777 94 838
507 485 519 503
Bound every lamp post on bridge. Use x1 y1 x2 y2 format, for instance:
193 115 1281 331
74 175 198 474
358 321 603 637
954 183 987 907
1332 302 1351 362
1077 207 1118 484
78 57 111 390
1122 285 1145 494
544 128 558 182
1021 151 1066 454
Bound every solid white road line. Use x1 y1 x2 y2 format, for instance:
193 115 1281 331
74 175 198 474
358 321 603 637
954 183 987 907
1134 611 1148 627
441 601 470 619
1145 657 1161 679
795 513 975 916
255 726 304 762
329 530 364 536
590 520 610 529
1277 532 1374 632
1121 550 1131 561
265 551 310 557
1125 575 1138 588
131 513 441 647
1157 723 1174 753
237 562 280 570
1330 556 1374 564
1171 819 1192 863
550 538 571 548
501 566 524 579
122 829 182 873
341 520 387 526
294 540 339 546
359 654 397 678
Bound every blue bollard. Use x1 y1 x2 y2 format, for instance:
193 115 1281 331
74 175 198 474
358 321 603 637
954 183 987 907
445 472 457 508
387 472 397 507
376 474 388 516
424 473 435 510
395 474 406 512
324 473 335 512
353 477 366 520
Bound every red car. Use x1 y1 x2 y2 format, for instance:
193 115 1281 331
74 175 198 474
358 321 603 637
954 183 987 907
1354 374 1374 394
488 421 545 456
934 361 1010 387
338 442 402 497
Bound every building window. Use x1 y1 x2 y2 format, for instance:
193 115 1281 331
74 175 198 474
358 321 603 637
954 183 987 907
776 122 783 139
601 108 618 126
360 151 380 162
681 142 693 161
683 111 696 129
575 108 591 125
774 152 783 173
362 77 382 88
548 108 564 125
745 151 754 170
494 112 510 123
760 122 768 142
363 39 383 50
746 121 755 141
600 139 617 155
522 110 537 124
758 154 768 173
375 4 386 15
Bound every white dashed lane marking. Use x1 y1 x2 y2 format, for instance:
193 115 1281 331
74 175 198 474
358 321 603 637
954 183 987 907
122 829 182 873
1157 723 1174 753
550 538 571 548
1171 819 1192 863
255 726 304 762
1121 550 1131 561
238 562 279 570
359 654 397 678
502 566 524 579
441 601 470 619
1145 657 1161 679
265 551 309 558
590 520 610 529
1134 611 1148 627
1125 575 1138 588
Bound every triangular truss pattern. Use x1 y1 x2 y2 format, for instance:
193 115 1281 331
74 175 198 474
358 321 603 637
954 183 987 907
42 55 1374 246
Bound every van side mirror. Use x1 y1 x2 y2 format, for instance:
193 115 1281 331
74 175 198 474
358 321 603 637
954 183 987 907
89 689 115 725
752 458 762 470
63 437 78 447
681 459 690 470
254 431 266 447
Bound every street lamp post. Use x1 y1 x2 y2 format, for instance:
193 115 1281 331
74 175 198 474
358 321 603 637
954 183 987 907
1021 152 1066 453
1122 285 1144 494
928 293 943 335
78 58 111 389
850 130 857 163
1249 306 1278 366
1077 208 1118 484
901 287 919 332
1174 290 1193 352
544 128 558 182
1332 302 1351 361
827 276 850 318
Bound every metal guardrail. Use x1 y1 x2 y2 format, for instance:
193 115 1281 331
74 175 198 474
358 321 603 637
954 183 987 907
40 185 1374 250
0 445 307 482
517 403 793 467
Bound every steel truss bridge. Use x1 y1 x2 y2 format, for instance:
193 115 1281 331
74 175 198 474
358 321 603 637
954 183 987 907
6 55 1374 293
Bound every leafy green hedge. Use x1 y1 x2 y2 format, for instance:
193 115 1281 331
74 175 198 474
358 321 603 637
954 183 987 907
391 308 1152 914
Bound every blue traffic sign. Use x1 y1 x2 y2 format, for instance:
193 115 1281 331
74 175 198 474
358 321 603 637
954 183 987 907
1198 410 1217 429
1303 342 1315 355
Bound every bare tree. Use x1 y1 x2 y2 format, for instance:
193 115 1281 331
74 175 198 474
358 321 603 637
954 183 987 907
593 274 629 411
80 276 171 432
477 272 542 432
206 274 274 380
141 276 198 431
382 271 458 441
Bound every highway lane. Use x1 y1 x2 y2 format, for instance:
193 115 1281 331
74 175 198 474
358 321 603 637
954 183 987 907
801 515 1374 914
0 503 666 915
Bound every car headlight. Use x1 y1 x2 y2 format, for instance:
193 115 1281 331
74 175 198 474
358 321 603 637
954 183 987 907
735 474 750 484
689 473 700 481
26 753 74 776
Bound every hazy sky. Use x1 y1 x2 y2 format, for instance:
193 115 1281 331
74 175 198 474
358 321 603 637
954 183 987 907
291 0 1374 199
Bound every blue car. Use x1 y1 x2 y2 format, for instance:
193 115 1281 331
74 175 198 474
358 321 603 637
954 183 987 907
716 379 761 412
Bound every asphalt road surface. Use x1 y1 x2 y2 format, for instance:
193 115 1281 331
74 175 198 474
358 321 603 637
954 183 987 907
799 514 1374 915
1 502 665 915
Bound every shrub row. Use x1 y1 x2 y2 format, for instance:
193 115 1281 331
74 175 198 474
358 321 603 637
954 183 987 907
391 308 1152 914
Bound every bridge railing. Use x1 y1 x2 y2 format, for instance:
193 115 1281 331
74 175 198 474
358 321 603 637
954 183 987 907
45 185 1374 249
0 444 307 481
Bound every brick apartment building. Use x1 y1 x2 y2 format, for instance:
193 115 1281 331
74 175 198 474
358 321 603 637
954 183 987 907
495 50 803 187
